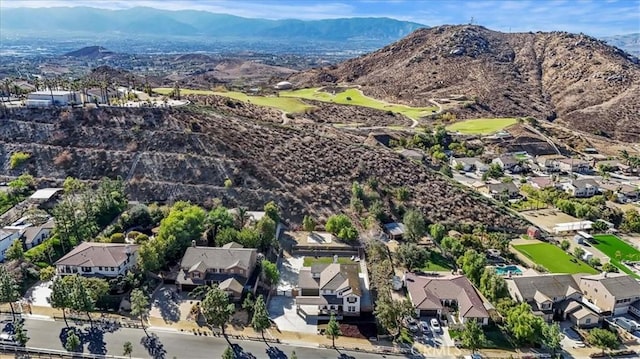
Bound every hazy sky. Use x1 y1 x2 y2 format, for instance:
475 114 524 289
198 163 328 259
2 0 639 36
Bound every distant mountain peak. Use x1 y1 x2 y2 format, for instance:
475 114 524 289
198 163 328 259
63 46 114 58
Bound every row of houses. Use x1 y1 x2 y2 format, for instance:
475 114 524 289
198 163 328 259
25 89 119 107
506 272 640 327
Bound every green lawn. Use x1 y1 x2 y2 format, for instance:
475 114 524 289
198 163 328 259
152 88 314 113
280 87 438 120
446 118 518 134
303 257 357 267
592 234 640 278
510 198 547 212
449 327 514 350
421 251 455 272
513 242 599 274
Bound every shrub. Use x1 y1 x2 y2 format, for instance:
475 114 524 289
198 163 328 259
9 152 31 169
224 178 233 188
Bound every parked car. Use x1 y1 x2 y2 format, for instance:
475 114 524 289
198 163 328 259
430 318 442 333
406 317 418 326
420 321 431 333
0 333 17 345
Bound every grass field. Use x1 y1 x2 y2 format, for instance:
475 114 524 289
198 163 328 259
446 118 518 134
152 88 314 113
280 87 438 120
513 242 598 274
592 234 640 278
421 252 455 272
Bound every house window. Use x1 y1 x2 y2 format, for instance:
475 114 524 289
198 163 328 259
347 296 357 303
81 267 91 272
347 306 356 312
110 267 115 271
98 267 103 271
586 318 591 324
230 269 235 273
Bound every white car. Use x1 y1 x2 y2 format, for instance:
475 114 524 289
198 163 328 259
430 318 442 333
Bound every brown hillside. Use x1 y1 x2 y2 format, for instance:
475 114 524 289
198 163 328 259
0 106 526 232
290 25 640 141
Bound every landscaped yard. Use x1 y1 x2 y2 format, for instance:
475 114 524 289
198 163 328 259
513 242 598 274
152 88 314 113
280 87 438 120
445 118 518 134
303 256 357 266
421 251 455 272
592 234 640 277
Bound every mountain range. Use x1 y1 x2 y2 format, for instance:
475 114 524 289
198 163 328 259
0 6 425 42
291 25 640 142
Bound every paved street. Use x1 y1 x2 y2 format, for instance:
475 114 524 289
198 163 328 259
21 318 411 359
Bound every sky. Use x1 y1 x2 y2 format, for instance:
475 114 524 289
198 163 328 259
1 0 639 37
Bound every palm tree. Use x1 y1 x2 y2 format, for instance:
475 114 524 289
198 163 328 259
234 207 250 230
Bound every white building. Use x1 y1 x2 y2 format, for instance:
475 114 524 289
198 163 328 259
55 242 138 277
0 229 22 262
26 90 79 107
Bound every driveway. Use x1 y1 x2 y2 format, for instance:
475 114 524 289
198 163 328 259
23 280 52 307
268 296 317 334
149 285 192 323
277 256 303 292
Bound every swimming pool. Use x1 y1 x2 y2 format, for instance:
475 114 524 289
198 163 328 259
495 265 523 276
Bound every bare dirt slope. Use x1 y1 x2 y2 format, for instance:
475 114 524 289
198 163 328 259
0 106 526 231
290 25 640 142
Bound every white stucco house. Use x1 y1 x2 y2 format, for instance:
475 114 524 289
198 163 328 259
55 242 138 278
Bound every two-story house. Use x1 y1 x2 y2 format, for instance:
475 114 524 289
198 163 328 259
579 273 640 316
492 155 521 173
562 179 600 198
296 257 361 320
555 158 591 174
506 274 584 321
55 242 138 278
175 242 257 300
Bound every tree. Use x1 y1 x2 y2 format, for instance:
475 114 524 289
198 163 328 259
255 216 277 252
560 240 570 251
242 292 255 317
263 201 280 223
40 266 56 281
50 278 72 327
573 246 585 259
461 320 485 353
440 165 453 178
504 303 544 345
205 206 235 245
541 322 562 356
14 320 29 346
441 236 464 259
592 220 608 232
0 266 20 321
123 341 133 358
589 257 601 268
130 289 150 335
200 285 235 343
479 267 508 302
429 223 446 243
156 202 206 262
65 331 81 352
325 214 359 242
222 346 234 359
602 262 618 273
587 328 619 355
326 314 341 348
261 260 280 290
396 243 429 271
251 295 270 342
403 209 426 242
374 297 415 338
234 207 250 229
137 242 161 273
302 215 316 232
457 250 486 286
5 239 24 261
65 275 100 325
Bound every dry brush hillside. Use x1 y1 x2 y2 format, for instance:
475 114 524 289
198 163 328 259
0 106 526 231
290 25 640 141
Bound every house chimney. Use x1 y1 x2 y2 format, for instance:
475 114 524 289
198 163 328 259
191 240 196 248
333 254 338 264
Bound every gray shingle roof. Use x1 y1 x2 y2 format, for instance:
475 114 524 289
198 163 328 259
508 274 581 301
581 273 640 298
180 246 257 272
